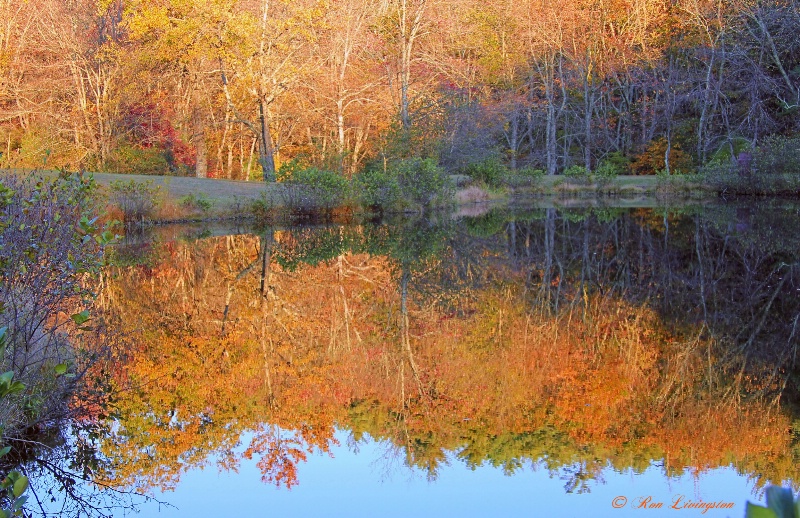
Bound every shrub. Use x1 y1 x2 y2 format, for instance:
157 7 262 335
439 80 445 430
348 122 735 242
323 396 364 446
462 157 509 188
109 179 160 224
596 155 625 177
0 172 116 517
105 144 170 176
392 157 454 210
562 165 589 184
0 173 112 439
752 135 800 176
275 157 308 183
505 167 546 189
180 193 214 213
250 191 276 220
703 135 800 195
353 167 402 210
278 165 350 214
593 160 620 188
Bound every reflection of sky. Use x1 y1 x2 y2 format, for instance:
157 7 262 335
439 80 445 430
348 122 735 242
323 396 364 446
115 430 760 517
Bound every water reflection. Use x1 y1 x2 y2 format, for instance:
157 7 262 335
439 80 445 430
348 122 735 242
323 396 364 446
90 203 800 508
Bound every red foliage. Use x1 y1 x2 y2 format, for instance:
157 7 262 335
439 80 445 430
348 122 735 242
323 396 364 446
120 101 196 171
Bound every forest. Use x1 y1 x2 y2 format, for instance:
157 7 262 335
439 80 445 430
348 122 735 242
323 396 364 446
1 0 799 184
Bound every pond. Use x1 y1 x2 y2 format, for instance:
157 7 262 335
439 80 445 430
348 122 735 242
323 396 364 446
38 201 800 516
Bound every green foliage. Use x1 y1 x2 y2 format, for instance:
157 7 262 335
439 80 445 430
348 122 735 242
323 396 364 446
377 217 451 266
381 110 445 162
0 173 112 517
745 486 800 518
180 193 214 213
600 152 630 173
391 157 454 211
249 191 276 220
462 157 509 188
752 135 800 176
355 157 454 212
465 210 508 238
710 138 751 163
0 128 71 170
655 167 671 182
594 156 623 187
505 166 546 189
274 227 352 271
592 207 626 223
353 167 402 210
0 448 28 517
0 328 28 518
562 165 589 184
275 157 309 183
0 172 107 434
278 164 351 214
109 179 160 224
703 135 800 195
517 167 546 185
0 373 24 400
106 144 170 176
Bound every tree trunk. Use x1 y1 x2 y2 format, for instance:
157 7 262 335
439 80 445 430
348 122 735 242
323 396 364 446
584 75 594 172
192 101 207 178
397 0 426 131
697 46 716 163
508 105 519 170
545 68 558 175
259 98 276 182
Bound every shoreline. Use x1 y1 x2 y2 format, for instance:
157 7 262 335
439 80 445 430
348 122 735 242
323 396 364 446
2 168 794 226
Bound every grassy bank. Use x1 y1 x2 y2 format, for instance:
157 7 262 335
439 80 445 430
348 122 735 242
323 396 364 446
0 168 719 225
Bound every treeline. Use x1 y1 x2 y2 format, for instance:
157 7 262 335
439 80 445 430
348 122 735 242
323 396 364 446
0 0 798 180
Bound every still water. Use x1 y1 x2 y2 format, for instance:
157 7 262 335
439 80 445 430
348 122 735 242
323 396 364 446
52 202 800 516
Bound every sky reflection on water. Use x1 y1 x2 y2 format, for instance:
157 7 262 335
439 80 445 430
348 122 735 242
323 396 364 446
127 430 752 517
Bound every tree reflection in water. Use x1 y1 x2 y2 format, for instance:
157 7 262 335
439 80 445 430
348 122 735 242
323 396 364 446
77 203 800 504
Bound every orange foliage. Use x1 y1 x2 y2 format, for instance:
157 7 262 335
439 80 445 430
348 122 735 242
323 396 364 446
93 234 798 492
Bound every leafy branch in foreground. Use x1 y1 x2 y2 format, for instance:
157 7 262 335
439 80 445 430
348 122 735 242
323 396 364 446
746 486 800 518
0 172 127 516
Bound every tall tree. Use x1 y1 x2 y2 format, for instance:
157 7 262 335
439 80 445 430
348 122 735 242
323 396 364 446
219 0 325 181
376 0 430 132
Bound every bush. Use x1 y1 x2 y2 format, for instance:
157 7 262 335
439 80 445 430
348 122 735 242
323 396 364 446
353 168 402 210
180 193 214 213
249 191 276 220
0 173 112 440
562 165 589 184
594 160 620 188
752 135 800 176
278 164 350 214
505 167 545 189
109 179 160 224
392 157 454 210
631 138 693 175
703 135 800 195
462 157 509 188
105 144 170 176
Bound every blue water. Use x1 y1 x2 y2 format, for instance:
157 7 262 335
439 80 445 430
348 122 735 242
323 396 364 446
121 430 754 517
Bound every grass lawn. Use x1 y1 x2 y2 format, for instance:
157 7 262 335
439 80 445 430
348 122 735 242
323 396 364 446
2 169 282 219
87 172 283 210
1 169 708 222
